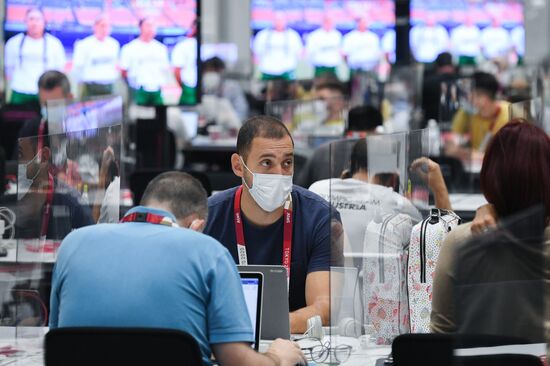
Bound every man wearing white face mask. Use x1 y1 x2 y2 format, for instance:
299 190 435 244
204 116 343 334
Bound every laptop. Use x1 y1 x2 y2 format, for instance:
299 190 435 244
239 272 263 351
238 265 291 340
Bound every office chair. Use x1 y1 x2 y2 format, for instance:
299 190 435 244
45 327 203 366
455 354 543 366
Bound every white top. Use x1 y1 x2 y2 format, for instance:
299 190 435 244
306 28 343 67
342 30 381 71
510 25 525 56
309 178 422 255
410 24 449 63
450 25 481 57
4 33 66 94
119 38 170 91
172 37 198 88
480 26 511 59
252 28 303 75
72 35 120 84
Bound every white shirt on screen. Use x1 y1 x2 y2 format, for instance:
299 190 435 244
410 24 449 63
510 25 524 56
450 25 481 57
72 35 120 84
381 29 395 63
480 26 511 59
120 38 170 92
172 37 198 88
306 28 342 67
4 33 66 94
252 28 303 76
342 29 381 71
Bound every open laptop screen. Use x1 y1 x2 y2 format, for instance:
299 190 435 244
240 272 262 351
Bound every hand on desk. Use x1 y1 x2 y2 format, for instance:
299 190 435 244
264 339 308 366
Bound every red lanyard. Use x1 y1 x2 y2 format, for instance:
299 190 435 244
233 186 293 278
120 211 178 227
40 173 54 239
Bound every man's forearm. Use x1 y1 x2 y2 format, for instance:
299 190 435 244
289 302 329 334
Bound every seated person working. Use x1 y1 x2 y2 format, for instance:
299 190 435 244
448 71 510 155
204 116 343 333
309 139 451 257
50 171 307 366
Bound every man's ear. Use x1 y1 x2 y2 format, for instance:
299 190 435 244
231 153 244 178
40 147 51 164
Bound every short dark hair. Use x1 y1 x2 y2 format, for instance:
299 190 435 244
141 171 208 221
237 116 294 161
203 57 225 72
473 71 500 100
38 70 71 95
18 118 50 151
314 79 346 96
139 17 152 28
349 138 368 176
346 105 383 133
435 52 453 68
480 120 550 219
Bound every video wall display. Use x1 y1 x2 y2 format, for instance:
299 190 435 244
250 0 395 81
410 0 524 64
4 0 198 106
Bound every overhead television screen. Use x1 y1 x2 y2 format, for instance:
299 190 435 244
4 0 199 106
251 0 395 81
410 0 524 64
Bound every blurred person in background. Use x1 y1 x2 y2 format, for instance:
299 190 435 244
72 15 120 98
312 78 347 128
421 52 458 127
447 71 509 154
450 14 481 66
306 14 343 78
120 17 170 106
5 8 66 106
201 57 249 121
172 21 198 105
296 105 383 188
252 11 303 81
480 17 511 61
410 15 449 64
342 16 381 75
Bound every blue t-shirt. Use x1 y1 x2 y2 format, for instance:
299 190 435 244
50 206 253 365
204 185 341 311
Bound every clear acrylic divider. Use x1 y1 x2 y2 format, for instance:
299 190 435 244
324 131 430 364
265 98 349 150
3 123 122 343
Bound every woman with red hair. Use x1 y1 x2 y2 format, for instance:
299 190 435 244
430 119 550 334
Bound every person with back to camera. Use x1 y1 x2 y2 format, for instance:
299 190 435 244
50 171 307 366
296 104 384 189
204 116 344 334
431 120 550 335
4 8 66 106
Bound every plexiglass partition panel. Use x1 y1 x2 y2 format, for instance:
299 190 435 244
265 98 349 149
320 130 430 364
1 124 122 342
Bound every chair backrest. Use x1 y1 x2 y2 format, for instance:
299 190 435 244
45 327 203 366
455 354 543 366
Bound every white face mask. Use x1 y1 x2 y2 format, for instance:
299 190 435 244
202 72 222 94
17 152 41 200
40 105 48 120
240 157 293 213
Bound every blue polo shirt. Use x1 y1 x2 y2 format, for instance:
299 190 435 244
204 185 341 312
50 206 253 365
